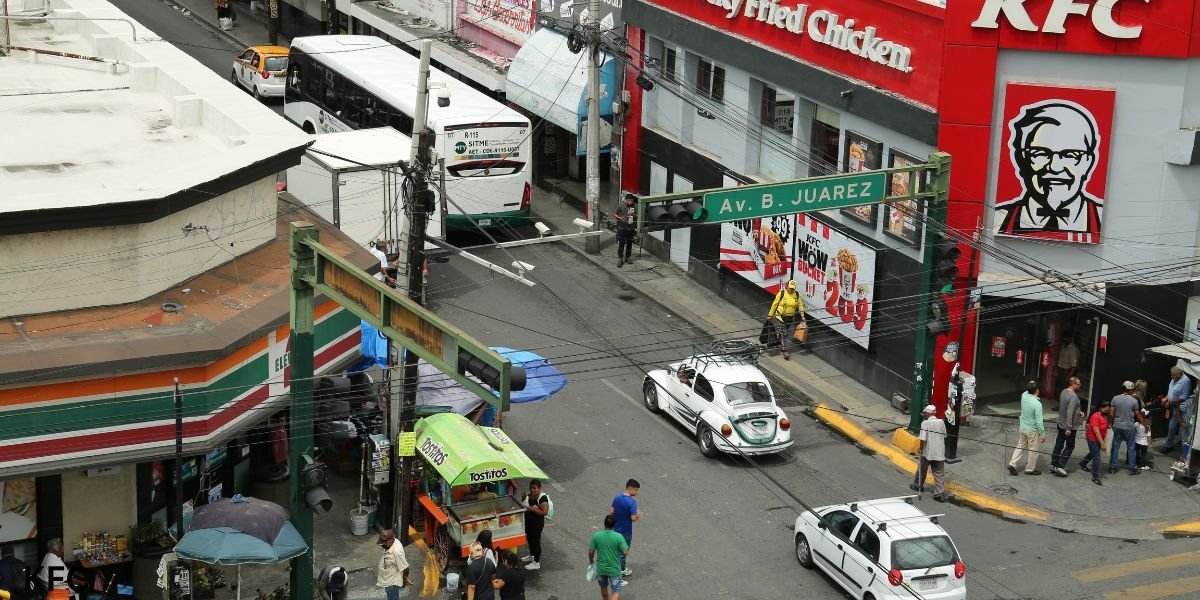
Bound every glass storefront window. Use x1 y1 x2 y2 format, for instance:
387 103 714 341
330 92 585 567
973 304 1098 418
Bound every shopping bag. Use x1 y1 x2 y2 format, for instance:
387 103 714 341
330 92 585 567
585 563 598 583
793 319 808 344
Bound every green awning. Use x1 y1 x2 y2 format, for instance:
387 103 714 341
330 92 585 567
413 412 549 486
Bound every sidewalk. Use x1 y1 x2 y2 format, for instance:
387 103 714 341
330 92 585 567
529 187 1200 540
159 0 322 49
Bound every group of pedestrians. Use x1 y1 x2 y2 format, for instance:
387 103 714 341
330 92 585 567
1006 367 1192 486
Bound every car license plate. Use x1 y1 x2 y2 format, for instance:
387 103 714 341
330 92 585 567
917 579 937 591
478 218 493 226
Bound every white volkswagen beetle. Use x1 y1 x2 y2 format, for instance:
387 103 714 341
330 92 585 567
642 341 792 458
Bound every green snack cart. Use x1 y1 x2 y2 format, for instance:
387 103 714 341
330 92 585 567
412 413 549 568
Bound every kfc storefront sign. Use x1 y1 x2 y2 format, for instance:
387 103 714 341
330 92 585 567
705 0 914 72
648 0 944 106
972 0 1148 39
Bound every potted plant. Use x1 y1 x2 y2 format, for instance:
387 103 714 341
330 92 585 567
193 567 215 600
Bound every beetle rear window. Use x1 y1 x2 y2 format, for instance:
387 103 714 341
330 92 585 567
891 536 957 570
724 382 771 406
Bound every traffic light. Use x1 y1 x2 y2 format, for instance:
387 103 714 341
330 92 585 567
301 455 333 514
458 349 527 392
932 233 962 293
644 200 707 228
926 232 961 336
928 296 951 337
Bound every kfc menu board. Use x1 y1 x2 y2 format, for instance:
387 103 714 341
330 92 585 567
882 150 924 247
840 131 883 227
720 214 876 349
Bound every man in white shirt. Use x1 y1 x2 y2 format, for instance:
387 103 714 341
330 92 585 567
375 530 409 600
909 404 948 502
36 538 68 596
369 240 394 285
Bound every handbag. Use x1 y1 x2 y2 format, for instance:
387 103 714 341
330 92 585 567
758 318 773 345
585 563 598 583
793 318 808 343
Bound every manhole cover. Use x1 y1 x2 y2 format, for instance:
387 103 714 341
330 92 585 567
989 484 1018 496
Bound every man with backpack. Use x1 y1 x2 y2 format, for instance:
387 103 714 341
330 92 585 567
521 479 550 571
0 545 30 600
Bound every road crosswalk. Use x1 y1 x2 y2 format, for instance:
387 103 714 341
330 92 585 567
1070 549 1200 599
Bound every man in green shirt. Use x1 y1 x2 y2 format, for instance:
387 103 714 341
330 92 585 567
588 515 629 600
1008 381 1047 475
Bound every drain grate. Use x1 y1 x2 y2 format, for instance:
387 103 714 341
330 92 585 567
989 484 1018 496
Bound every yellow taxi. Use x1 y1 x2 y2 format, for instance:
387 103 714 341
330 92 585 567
231 46 289 100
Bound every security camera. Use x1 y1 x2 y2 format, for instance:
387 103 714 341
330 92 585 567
512 261 536 272
573 217 594 230
436 87 451 107
534 221 552 237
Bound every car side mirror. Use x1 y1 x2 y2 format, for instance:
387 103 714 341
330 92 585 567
817 520 827 530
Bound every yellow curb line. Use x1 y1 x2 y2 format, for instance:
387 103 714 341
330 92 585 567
1158 520 1200 538
812 404 1049 522
407 526 440 598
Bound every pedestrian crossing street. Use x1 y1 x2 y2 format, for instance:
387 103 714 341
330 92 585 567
1070 549 1200 599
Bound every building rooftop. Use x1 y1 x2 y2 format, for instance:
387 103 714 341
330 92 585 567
0 195 376 384
0 0 310 216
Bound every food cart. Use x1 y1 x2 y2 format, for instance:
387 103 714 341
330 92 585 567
412 412 550 568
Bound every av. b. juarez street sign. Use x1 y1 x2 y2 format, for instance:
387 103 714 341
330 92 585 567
702 171 888 221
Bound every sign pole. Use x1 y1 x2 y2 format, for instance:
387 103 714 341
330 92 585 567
288 222 318 600
909 153 951 432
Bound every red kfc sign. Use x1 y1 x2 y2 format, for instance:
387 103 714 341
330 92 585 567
992 83 1115 245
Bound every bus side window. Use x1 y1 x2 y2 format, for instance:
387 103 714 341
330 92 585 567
323 70 342 114
307 61 326 103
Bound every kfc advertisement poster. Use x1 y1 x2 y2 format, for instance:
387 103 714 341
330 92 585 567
721 214 876 348
993 83 1116 245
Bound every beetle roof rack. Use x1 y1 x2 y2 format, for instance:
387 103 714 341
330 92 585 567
692 339 761 368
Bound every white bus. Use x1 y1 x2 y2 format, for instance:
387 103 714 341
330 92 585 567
284 35 532 232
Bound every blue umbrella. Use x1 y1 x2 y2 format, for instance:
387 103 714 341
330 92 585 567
491 347 568 404
174 496 309 600
173 524 307 565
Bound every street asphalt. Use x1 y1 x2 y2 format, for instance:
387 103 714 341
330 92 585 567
108 4 1200 598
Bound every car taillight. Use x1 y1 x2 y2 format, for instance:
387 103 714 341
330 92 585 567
520 182 531 210
954 560 966 579
888 568 903 587
719 424 733 437
779 417 791 431
261 69 270 79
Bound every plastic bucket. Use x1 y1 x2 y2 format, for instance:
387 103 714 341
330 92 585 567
360 503 378 527
350 508 369 536
445 572 460 591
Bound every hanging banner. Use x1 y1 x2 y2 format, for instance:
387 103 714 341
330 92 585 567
720 213 876 348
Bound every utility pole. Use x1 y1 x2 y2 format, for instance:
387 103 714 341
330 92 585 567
583 0 602 254
394 39 434 539
910 153 952 432
267 0 279 46
173 378 185 539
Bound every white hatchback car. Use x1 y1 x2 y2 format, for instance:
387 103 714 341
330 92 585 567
642 341 792 458
793 496 966 600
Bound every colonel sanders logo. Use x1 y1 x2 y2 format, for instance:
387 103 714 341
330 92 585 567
993 85 1115 245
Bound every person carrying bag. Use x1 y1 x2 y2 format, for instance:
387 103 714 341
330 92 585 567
767 280 805 359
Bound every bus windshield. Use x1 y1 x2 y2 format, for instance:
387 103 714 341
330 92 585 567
443 122 527 178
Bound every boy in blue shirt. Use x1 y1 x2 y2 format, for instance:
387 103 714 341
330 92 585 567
609 479 641 578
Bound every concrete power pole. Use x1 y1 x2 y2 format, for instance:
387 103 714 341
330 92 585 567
583 0 602 254
393 39 434 539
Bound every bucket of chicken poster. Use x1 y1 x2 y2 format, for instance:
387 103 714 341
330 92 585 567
794 214 876 349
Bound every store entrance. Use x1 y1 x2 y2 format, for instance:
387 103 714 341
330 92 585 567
973 303 1098 419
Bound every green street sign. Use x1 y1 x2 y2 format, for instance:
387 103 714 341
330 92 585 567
702 171 888 221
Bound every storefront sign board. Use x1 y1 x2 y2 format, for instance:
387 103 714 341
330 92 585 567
644 0 944 106
992 83 1115 245
462 0 538 46
720 213 876 348
703 171 887 221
